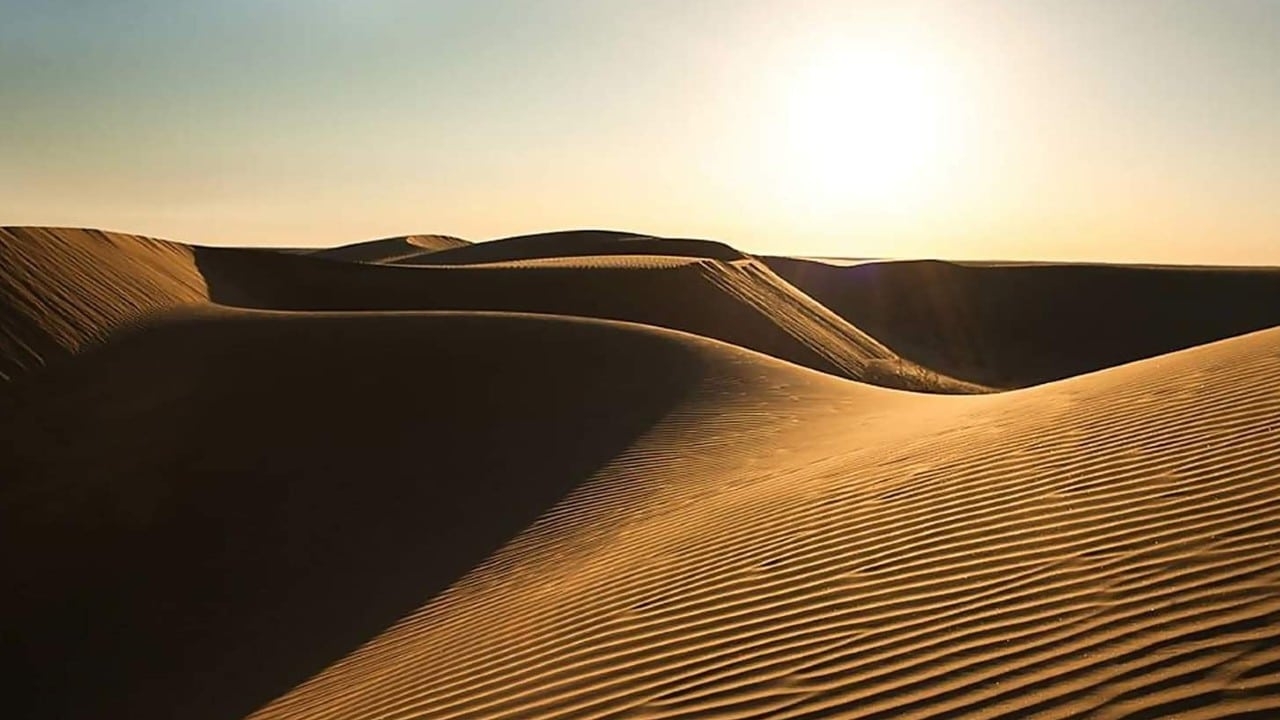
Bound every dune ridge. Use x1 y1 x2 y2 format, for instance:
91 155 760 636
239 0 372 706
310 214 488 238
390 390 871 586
0 308 727 720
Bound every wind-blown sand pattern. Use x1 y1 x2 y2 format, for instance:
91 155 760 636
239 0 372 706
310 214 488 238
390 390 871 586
247 325 1280 720
0 227 973 392
3 226 1280 719
0 227 206 381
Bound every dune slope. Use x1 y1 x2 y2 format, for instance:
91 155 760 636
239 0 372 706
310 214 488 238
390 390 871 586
246 324 1280 720
766 256 1280 388
0 227 207 381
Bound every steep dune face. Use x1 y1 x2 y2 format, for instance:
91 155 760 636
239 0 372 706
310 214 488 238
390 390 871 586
697 259 976 391
766 256 1280 388
249 325 1280 720
0 227 207 381
313 234 470 263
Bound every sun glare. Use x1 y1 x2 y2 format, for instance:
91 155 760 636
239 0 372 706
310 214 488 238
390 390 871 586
771 40 968 217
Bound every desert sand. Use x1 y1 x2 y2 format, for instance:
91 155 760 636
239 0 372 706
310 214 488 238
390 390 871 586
3 226 1280 719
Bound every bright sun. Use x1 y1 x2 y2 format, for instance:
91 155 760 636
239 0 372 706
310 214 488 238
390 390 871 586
772 41 967 216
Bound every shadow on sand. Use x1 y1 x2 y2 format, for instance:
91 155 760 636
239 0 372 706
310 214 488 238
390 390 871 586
1 310 700 719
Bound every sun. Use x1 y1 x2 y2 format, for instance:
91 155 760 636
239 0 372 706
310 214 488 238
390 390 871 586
770 41 967 216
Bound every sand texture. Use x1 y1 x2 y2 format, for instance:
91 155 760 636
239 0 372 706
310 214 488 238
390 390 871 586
3 226 1280 719
0 227 207 381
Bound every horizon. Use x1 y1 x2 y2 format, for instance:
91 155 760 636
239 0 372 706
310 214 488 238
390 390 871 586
10 224 1280 269
3 0 1277 265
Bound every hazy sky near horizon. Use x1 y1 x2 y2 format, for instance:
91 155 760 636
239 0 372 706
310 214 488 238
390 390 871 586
2 0 1277 263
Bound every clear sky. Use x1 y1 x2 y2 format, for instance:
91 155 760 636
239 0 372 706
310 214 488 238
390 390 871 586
2 0 1277 263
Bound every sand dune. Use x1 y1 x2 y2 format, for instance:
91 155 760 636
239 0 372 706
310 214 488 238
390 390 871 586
0 227 969 391
4 226 1280 719
766 256 1280 388
313 234 471 264
198 245 974 392
0 309 720 719
0 227 207 381
244 323 1280 720
392 229 745 265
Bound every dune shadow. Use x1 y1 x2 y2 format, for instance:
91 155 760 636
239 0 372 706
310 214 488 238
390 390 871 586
765 257 1280 387
1 310 701 720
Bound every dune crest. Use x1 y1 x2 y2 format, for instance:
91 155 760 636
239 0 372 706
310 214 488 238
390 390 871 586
0 309 728 719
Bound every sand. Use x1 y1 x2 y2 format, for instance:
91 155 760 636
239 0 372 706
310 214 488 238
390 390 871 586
3 226 1280 719
0 227 207 381
252 324 1280 720
766 256 1280 388
0 227 974 392
311 234 471 264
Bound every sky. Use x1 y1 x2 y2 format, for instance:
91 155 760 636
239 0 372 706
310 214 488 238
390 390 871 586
1 0 1277 263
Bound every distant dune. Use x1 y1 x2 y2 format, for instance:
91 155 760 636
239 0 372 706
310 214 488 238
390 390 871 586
766 256 1280 388
4 226 1280 719
391 230 745 266
0 227 976 393
310 234 471 263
